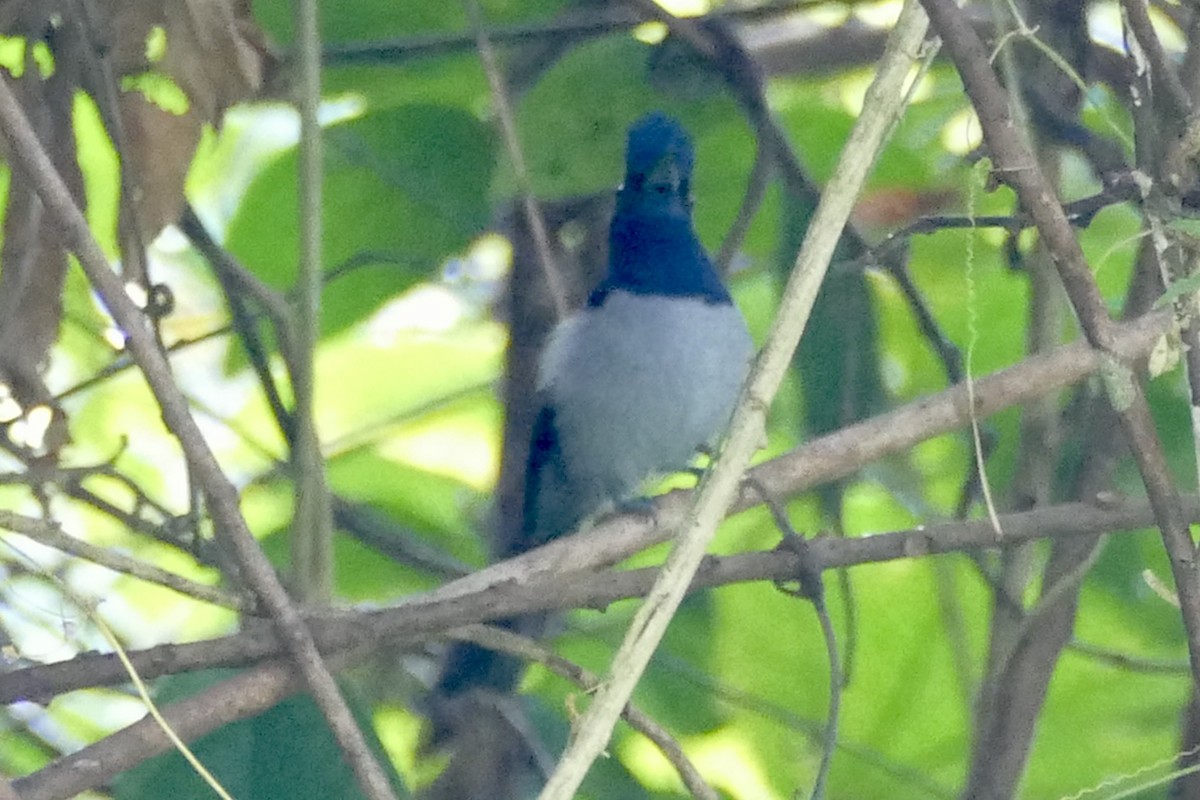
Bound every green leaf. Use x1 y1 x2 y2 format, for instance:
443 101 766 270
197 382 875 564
113 670 408 800
511 35 740 199
225 104 494 337
251 0 568 46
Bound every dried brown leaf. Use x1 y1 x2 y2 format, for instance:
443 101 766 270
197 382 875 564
113 0 274 121
0 0 275 450
110 0 275 235
118 92 203 237
0 36 86 456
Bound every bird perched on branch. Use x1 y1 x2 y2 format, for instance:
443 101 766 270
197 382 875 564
426 111 753 799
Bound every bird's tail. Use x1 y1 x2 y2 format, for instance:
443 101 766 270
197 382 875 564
431 613 549 705
420 613 552 800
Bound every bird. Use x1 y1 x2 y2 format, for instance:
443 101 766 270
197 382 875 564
425 111 753 798
520 113 754 548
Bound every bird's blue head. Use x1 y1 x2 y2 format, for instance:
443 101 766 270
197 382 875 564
593 113 729 305
617 112 694 220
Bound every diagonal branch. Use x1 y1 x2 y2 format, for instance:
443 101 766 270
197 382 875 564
0 510 246 611
13 660 312 800
536 4 933 796
0 67 398 800
466 0 568 319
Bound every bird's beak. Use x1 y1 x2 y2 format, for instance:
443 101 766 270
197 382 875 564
645 156 684 194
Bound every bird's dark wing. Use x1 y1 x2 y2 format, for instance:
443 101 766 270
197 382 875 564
520 402 563 550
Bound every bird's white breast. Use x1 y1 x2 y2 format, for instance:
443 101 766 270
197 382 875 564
539 290 753 500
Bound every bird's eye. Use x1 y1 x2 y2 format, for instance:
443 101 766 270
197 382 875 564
650 182 671 195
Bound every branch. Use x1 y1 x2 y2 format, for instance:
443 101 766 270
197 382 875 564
180 205 297 446
0 60 395 800
5 494 1194 708
0 511 247 611
289 0 337 612
467 0 567 319
13 660 307 800
859 178 1148 270
539 3 924 793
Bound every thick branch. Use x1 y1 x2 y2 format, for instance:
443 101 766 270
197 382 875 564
7 491 1190 707
13 661 306 800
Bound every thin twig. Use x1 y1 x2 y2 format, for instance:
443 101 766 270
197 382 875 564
0 511 247 611
0 439 223 566
1068 639 1189 673
807 592 841 800
858 180 1147 272
716 137 772 274
465 0 568 319
179 206 295 356
742 479 840 800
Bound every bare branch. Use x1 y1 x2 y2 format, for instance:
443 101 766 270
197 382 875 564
466 0 567 319
4 493 1195 708
0 510 247 611
13 661 305 800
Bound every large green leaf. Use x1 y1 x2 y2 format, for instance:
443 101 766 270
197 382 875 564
225 104 494 337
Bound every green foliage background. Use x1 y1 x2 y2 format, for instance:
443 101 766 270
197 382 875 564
0 1 1190 799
